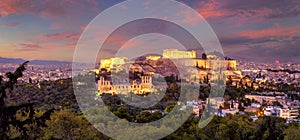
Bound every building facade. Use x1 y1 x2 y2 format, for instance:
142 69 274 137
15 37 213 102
100 57 127 72
194 59 237 70
163 49 196 59
97 76 154 94
279 108 299 119
146 56 161 61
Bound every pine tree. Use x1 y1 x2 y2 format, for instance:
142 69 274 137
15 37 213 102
0 61 53 139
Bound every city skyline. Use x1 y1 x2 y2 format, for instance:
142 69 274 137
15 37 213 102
1 0 300 63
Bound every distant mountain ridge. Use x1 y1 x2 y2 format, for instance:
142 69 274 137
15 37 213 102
0 57 71 65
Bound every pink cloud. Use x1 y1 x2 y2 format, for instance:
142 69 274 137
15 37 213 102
238 26 300 38
18 43 41 49
123 40 141 49
44 45 59 49
105 35 127 47
102 35 142 49
194 0 300 20
0 0 31 17
0 0 60 18
195 0 273 20
42 31 80 40
0 0 88 18
15 43 41 52
236 8 273 19
195 0 230 19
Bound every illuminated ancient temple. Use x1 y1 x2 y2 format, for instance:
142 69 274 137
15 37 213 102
162 49 196 59
99 57 127 72
97 75 154 95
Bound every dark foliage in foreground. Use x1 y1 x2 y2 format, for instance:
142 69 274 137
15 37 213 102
0 62 53 139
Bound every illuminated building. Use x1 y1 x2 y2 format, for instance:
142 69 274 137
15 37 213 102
194 59 237 70
100 57 127 72
207 54 218 60
92 69 100 75
146 56 161 61
192 59 241 83
162 49 196 59
206 97 225 107
279 108 299 119
98 49 241 84
97 75 154 94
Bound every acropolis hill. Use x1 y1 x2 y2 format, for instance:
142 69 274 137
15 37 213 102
96 49 242 95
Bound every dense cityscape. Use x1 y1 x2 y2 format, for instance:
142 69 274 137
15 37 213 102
0 63 72 82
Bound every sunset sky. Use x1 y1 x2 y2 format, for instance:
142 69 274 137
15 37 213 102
0 0 300 63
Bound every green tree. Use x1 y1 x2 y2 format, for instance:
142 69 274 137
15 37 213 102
165 104 175 113
284 122 300 140
136 110 154 123
113 106 133 121
43 109 106 140
256 116 286 140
